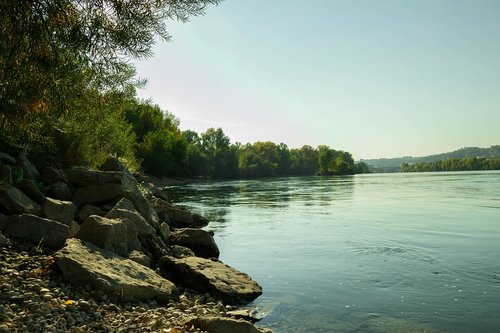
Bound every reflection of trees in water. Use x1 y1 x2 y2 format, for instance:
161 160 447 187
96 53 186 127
164 176 356 221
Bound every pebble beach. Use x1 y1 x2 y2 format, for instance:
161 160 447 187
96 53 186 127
0 239 238 333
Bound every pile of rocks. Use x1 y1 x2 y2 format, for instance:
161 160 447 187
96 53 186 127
0 152 272 333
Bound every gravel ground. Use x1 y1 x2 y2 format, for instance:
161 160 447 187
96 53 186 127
0 238 239 333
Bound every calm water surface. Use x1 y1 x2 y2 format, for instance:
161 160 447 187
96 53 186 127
165 171 500 333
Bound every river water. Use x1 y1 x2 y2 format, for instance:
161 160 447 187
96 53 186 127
165 171 500 333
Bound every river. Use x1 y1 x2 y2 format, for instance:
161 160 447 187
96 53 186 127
164 171 500 333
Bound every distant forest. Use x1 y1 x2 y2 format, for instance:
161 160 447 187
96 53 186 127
362 146 500 173
125 101 370 178
400 157 500 173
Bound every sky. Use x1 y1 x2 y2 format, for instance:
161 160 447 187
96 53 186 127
134 0 500 160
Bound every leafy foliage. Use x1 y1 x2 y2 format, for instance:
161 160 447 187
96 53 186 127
126 100 187 176
0 0 220 169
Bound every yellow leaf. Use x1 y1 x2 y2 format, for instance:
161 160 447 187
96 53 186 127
64 300 74 305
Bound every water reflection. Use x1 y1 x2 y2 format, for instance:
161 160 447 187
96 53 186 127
164 176 356 220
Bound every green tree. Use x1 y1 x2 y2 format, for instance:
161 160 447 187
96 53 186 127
125 100 187 177
1 0 220 165
200 128 237 178
290 145 319 175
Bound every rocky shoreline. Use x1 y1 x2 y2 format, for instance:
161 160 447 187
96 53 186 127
0 153 274 333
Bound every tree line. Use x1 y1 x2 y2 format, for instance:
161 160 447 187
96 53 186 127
125 99 369 178
0 1 369 179
400 158 500 173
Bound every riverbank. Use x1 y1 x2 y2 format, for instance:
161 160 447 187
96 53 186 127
0 153 274 333
0 238 272 333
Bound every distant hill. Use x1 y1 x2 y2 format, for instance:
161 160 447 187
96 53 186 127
361 145 500 173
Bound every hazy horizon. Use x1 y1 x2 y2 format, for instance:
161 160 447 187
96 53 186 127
134 0 500 160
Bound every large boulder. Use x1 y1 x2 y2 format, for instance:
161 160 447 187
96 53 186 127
65 168 125 187
123 189 157 230
76 215 128 256
165 245 195 259
169 228 219 259
182 317 274 333
41 167 67 185
152 198 209 228
67 168 156 226
127 250 151 267
43 198 76 225
0 185 42 215
55 238 177 302
77 204 105 222
105 198 155 237
139 234 170 262
158 256 262 304
72 183 123 208
44 181 72 201
4 214 70 249
14 179 46 204
15 153 40 179
99 157 127 172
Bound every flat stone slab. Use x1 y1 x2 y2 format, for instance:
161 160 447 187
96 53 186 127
158 256 262 304
55 239 177 302
0 185 42 215
169 228 220 259
5 214 70 249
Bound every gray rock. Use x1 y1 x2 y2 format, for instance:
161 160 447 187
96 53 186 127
44 181 72 201
14 179 45 204
43 198 76 224
127 250 151 267
151 198 208 228
141 181 169 201
66 168 156 227
15 153 40 179
139 234 169 262
77 204 105 222
0 185 42 215
123 189 157 230
158 256 262 304
76 215 128 256
72 184 123 208
99 157 127 172
169 228 220 259
0 164 12 185
5 214 70 249
183 316 274 333
166 245 195 259
114 217 142 253
192 213 210 228
68 221 80 237
65 168 125 187
55 238 177 302
40 167 67 185
158 222 171 241
0 152 15 165
105 198 155 237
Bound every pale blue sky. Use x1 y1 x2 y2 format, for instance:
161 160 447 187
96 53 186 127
134 0 500 159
